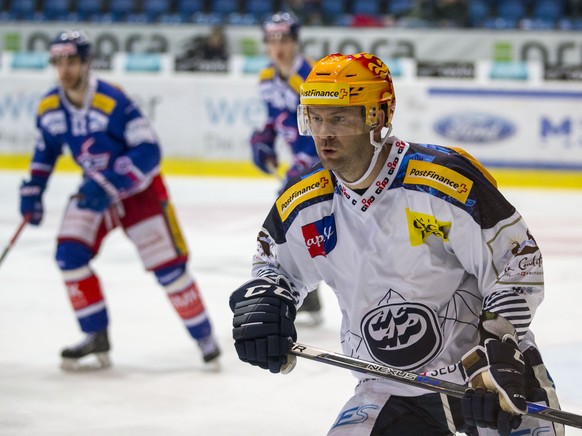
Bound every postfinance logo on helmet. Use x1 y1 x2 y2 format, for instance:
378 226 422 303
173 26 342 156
300 83 350 105
298 52 396 133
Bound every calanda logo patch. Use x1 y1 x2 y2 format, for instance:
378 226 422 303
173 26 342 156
406 208 451 246
361 302 442 370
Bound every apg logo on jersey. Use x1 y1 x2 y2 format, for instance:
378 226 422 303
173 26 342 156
301 214 337 258
361 302 442 370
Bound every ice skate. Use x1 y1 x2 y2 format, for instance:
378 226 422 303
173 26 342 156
296 288 323 327
197 335 221 371
60 330 111 372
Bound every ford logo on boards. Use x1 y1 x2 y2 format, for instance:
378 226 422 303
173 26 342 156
434 113 515 143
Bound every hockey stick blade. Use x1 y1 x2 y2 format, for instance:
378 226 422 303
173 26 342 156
0 216 29 269
289 342 582 430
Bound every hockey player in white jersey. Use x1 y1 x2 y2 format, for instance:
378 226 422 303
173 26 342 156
229 52 563 435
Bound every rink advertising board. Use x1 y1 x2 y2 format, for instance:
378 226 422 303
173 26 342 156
0 60 581 187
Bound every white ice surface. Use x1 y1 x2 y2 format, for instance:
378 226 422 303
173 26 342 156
0 171 580 436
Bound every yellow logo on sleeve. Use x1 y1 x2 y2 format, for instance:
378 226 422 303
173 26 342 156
404 160 473 203
406 208 451 246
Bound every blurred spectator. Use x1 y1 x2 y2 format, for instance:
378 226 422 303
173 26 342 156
281 0 323 25
566 0 582 17
434 0 468 27
174 25 229 73
202 25 229 61
351 14 385 27
395 0 436 28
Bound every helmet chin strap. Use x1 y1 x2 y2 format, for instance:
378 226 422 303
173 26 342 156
337 125 393 188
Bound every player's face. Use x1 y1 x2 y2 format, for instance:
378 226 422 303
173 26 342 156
308 106 375 183
52 56 88 91
265 36 297 71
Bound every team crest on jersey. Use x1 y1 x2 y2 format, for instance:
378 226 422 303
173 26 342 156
301 214 337 258
77 138 110 172
406 208 451 246
404 160 473 203
361 302 442 370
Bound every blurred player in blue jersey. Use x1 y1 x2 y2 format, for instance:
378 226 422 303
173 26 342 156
19 30 220 371
250 11 323 325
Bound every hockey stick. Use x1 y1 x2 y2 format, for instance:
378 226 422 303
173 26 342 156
289 342 582 430
0 216 29 269
266 161 284 183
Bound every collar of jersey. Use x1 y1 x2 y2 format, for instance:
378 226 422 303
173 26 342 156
58 74 98 115
334 137 409 215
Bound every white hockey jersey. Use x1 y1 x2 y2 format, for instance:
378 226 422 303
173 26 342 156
252 137 544 395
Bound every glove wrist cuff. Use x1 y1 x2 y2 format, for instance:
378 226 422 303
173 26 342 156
479 311 518 344
22 175 48 194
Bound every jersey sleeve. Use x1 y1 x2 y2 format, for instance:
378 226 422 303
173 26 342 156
250 168 333 306
30 94 64 183
443 151 543 342
105 86 161 176
249 204 318 308
257 66 278 130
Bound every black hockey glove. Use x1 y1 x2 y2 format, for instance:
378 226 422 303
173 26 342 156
461 334 527 436
250 126 277 174
19 177 47 225
229 277 297 373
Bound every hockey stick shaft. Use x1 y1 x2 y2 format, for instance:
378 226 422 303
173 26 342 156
266 161 284 183
289 342 582 429
0 216 29 268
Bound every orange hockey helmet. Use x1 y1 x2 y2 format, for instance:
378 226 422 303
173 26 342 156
298 52 396 135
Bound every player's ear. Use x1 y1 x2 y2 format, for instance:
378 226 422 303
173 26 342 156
372 108 386 141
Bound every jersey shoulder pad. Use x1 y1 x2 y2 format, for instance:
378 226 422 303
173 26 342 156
91 80 125 115
259 66 276 82
37 88 60 117
288 73 303 94
399 142 514 228
401 145 476 205
448 146 497 187
275 167 334 223
299 57 315 77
